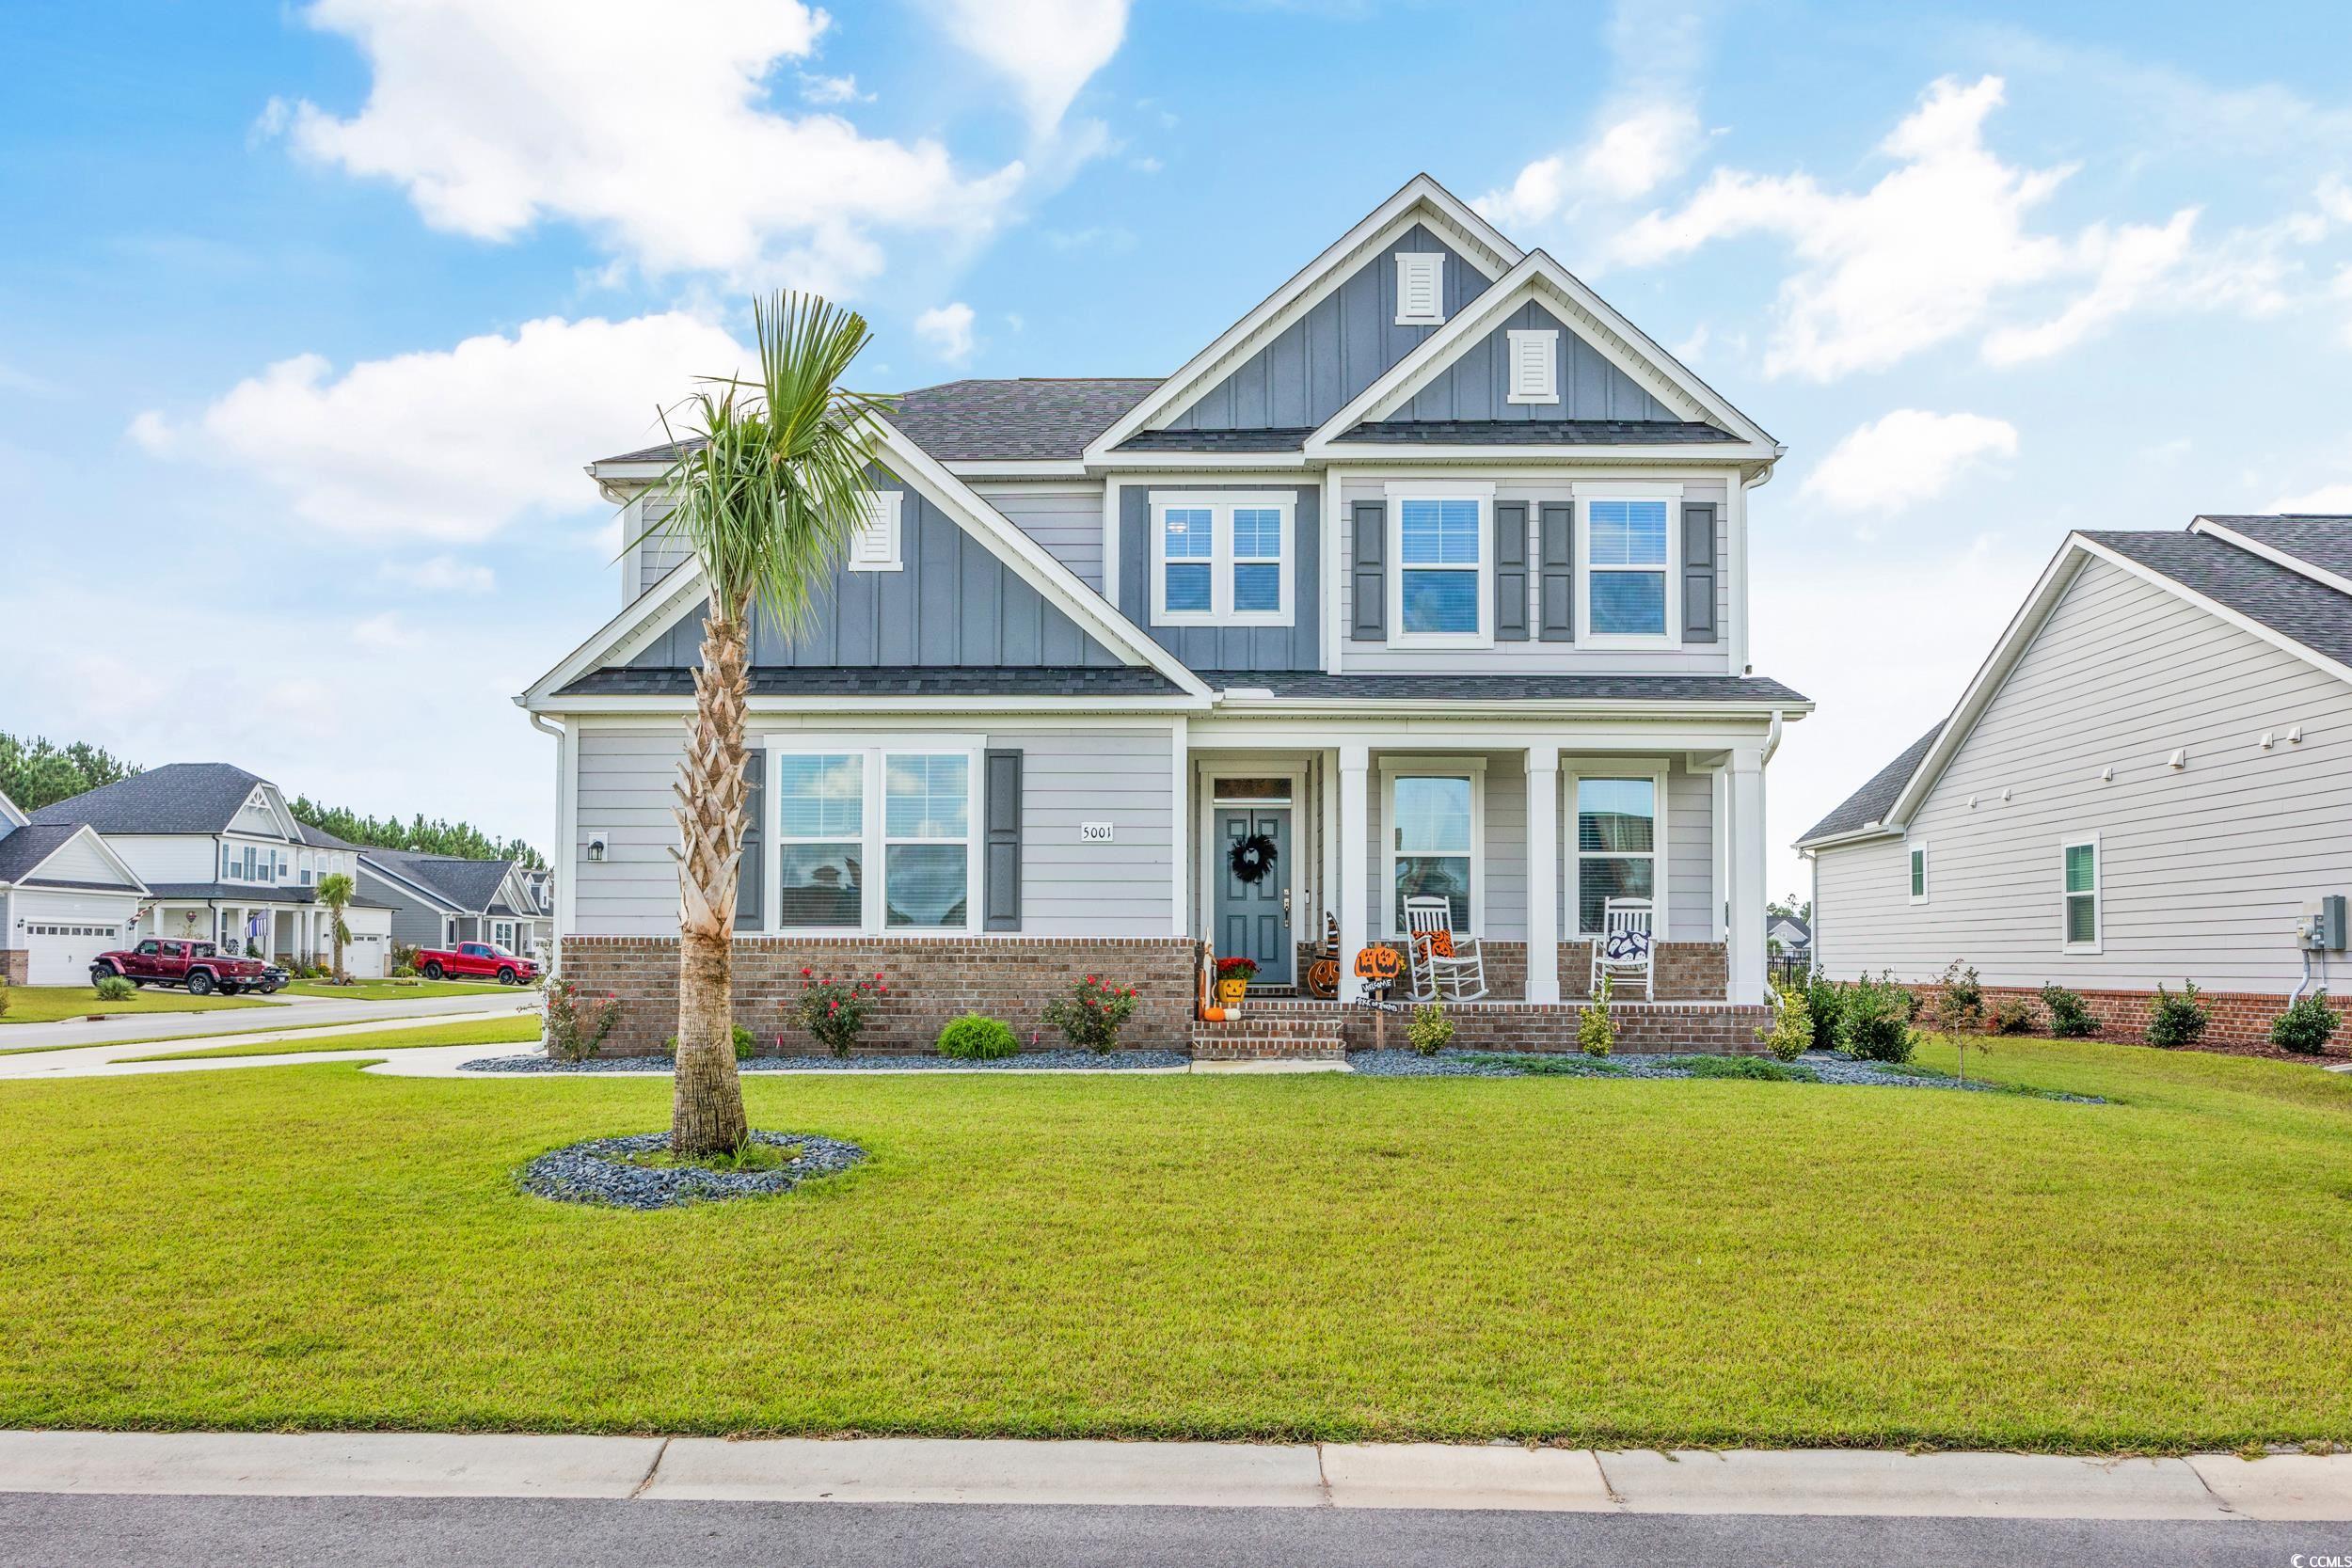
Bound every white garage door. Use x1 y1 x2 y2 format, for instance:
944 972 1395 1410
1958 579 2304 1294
24 921 125 985
345 932 387 979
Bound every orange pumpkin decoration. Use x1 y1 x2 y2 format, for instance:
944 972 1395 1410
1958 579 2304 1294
1354 943 1404 984
1412 929 1454 960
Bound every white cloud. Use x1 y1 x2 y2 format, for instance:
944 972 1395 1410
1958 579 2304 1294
2270 482 2352 513
798 71 870 105
1801 410 2020 516
1478 105 1703 229
914 302 978 364
353 610 421 649
936 0 1129 136
381 554 496 594
132 312 746 542
274 0 1025 294
1980 210 2199 365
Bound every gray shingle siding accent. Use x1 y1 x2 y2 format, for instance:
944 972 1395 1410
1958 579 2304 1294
1800 723 1946 844
625 478 1125 672
1116 483 1321 672
1385 300 1675 424
1162 224 1486 434
971 485 1104 591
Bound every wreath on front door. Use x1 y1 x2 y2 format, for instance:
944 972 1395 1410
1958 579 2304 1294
1228 832 1279 885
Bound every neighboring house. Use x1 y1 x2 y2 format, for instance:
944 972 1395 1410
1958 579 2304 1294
523 175 1811 1056
29 764 394 977
1766 912 1810 958
358 847 553 958
1799 515 2352 1046
0 785 151 985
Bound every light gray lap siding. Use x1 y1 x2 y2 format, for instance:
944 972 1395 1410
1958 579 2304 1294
1163 225 1486 433
1389 301 1675 423
1812 556 2352 992
1117 483 1321 672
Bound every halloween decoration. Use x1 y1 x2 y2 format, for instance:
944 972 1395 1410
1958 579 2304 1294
1227 832 1279 885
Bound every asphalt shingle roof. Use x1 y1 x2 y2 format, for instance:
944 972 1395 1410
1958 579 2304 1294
2084 528 2352 669
1799 722 1947 845
361 848 516 914
1193 673 1810 704
31 763 268 834
558 666 1182 699
1335 419 1740 446
140 882 389 909
597 378 1164 467
2199 515 2352 582
1116 427 1314 452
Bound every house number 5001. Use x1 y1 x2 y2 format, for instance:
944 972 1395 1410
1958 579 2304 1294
1079 822 1115 843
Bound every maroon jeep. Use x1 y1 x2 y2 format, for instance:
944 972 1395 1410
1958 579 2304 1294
92 939 277 996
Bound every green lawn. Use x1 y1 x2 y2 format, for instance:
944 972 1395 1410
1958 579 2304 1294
285 979 525 1002
120 1014 544 1062
2 1036 2348 1450
0 985 269 1025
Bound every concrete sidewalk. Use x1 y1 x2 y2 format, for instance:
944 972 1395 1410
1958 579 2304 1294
0 990 539 1053
1 1433 2344 1520
0 1008 533 1081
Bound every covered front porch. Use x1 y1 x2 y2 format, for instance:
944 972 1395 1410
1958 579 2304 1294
1178 716 1777 1013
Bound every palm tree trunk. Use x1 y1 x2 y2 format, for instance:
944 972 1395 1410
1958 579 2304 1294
671 599 752 1156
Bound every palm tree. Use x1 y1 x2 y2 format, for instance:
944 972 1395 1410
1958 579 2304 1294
649 293 894 1157
316 872 355 985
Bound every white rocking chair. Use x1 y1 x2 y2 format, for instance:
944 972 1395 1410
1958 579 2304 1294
1590 896 1655 1000
1401 895 1488 1003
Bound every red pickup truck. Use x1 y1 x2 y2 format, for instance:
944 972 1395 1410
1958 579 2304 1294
92 939 278 996
415 942 539 985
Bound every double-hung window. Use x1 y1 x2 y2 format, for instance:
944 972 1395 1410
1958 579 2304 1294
1386 483 1492 647
1577 492 1678 645
1573 773 1661 936
1908 841 1929 904
1385 761 1483 933
2061 833 2101 952
1150 493 1293 626
769 739 980 935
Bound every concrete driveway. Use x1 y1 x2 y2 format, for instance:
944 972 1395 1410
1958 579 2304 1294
0 989 541 1053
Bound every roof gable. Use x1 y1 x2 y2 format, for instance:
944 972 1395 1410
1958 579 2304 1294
1797 722 1946 845
31 763 279 836
0 822 150 893
364 847 513 913
0 788 24 830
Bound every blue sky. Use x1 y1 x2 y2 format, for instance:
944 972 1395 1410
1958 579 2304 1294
4 0 2348 898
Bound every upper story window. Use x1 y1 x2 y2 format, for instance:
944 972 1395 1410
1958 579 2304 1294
1394 252 1445 326
1507 329 1560 404
847 491 903 572
1386 483 1492 649
220 842 281 883
1578 494 1678 647
1150 493 1293 627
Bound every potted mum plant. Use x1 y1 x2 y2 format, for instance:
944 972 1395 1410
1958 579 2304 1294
1214 955 1258 1010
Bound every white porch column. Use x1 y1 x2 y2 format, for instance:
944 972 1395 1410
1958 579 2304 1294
1725 745 1769 1005
1336 744 1369 1004
1523 743 1561 1004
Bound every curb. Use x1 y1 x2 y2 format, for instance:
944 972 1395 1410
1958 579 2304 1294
1 1433 2346 1519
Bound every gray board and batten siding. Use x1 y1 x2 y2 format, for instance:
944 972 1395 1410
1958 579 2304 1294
1811 554 2352 993
1116 483 1322 673
1378 300 1677 425
625 478 1126 671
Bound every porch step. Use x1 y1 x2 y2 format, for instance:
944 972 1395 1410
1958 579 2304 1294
1190 1013 1347 1061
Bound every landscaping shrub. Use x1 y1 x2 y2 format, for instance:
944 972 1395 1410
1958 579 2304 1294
1664 1054 1819 1083
93 974 135 1002
795 971 884 1058
392 963 419 979
2040 983 2098 1037
938 1013 1021 1061
1579 974 1615 1058
1799 967 1843 1053
1406 1001 1454 1056
2271 991 2341 1055
543 978 622 1063
2147 981 2210 1049
1042 974 1139 1054
1932 958 1983 1035
0 980 9 1020
1756 981 1812 1062
1985 996 2040 1035
661 1023 759 1061
1836 971 1916 1064
390 942 420 973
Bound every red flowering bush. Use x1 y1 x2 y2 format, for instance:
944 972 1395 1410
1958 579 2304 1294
1041 974 1140 1054
794 971 885 1058
543 977 622 1063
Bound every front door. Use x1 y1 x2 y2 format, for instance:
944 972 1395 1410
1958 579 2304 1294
1215 806 1292 986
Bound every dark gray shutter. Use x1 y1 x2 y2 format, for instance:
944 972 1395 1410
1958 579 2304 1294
1537 502 1575 641
983 748 1022 931
1681 502 1719 643
734 750 764 929
1494 500 1529 641
1350 499 1386 641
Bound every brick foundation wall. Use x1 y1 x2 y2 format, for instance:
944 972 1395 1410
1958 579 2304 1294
561 935 1200 1057
1245 996 1772 1054
1906 978 2309 1052
0 950 25 987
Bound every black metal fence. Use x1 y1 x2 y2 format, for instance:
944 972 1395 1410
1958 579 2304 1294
1768 954 1811 992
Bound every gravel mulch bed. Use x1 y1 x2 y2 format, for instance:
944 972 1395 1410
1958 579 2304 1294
518 1130 866 1210
464 1049 1190 1074
1350 1049 2103 1100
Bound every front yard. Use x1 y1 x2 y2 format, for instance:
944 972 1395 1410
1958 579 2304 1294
0 984 268 1025
1 1036 2346 1450
284 979 523 1002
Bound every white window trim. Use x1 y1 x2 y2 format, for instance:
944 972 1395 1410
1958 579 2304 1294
1394 251 1445 326
1566 764 1670 939
1506 328 1560 404
846 491 903 572
1147 491 1295 628
1908 838 1930 905
762 734 984 938
1379 756 1486 938
1384 481 1496 650
1573 485 1683 650
2061 831 2102 955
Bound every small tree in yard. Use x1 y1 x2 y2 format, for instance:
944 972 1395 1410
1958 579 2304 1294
647 293 894 1156
1579 974 1615 1057
316 872 354 984
1933 958 1988 1081
1756 980 1812 1063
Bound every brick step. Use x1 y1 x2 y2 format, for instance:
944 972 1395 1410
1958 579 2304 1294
1190 1035 1347 1062
1191 1013 1346 1038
